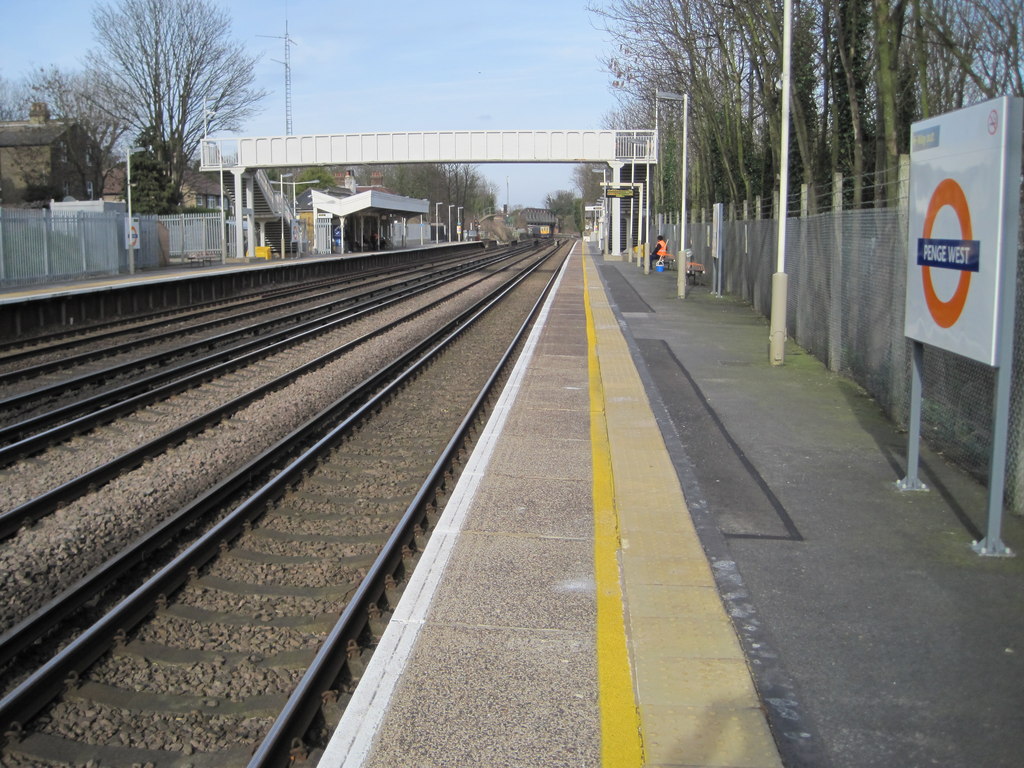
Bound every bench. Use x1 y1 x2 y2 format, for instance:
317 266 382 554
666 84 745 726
184 251 218 266
686 261 705 285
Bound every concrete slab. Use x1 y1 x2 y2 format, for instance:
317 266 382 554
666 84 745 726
362 624 599 768
425 531 595 632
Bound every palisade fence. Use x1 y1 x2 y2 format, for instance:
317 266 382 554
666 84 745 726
158 212 232 259
0 209 232 287
670 171 1024 516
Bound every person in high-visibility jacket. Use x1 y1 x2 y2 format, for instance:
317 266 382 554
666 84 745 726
653 235 671 268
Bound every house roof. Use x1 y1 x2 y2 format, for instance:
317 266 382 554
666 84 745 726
102 166 223 198
0 121 71 148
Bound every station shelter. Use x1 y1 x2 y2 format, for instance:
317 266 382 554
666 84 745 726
302 187 429 255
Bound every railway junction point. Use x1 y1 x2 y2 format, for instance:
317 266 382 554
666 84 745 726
2 239 1022 766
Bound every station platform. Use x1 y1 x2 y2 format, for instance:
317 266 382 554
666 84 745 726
5 239 1022 766
317 240 1024 768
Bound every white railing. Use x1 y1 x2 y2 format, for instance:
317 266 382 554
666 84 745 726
200 129 656 171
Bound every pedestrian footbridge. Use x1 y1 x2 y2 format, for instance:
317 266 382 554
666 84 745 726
200 129 655 169
199 129 655 261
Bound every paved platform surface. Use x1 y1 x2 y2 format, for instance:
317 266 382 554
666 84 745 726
318 241 780 767
613 252 1024 768
318 239 1024 768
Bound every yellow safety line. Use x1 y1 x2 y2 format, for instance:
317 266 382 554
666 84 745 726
583 248 644 766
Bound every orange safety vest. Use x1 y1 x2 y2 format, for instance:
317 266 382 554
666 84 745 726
655 240 669 258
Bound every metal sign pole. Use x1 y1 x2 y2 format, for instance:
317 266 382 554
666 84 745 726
974 359 1014 554
896 340 927 491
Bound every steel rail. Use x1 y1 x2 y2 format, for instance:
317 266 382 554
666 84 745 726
0 250 495 387
0 248 525 450
0 246 557 728
0 248 475 361
249 243 570 766
0 247 539 540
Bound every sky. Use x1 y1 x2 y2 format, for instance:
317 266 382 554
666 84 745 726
0 0 623 208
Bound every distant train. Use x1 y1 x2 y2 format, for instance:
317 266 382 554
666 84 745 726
525 225 553 238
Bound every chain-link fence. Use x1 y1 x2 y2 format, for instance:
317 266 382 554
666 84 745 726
695 198 1024 514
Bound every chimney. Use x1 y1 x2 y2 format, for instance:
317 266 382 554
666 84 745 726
29 102 50 124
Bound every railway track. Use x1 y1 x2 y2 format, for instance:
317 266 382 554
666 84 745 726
0 249 477 364
0 248 517 424
0 246 539 542
0 239 572 767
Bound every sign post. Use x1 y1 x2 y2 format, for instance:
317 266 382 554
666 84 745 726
899 96 1023 556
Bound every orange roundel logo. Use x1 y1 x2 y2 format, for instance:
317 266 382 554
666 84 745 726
921 179 973 328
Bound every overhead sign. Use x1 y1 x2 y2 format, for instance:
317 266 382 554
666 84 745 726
605 187 635 200
903 96 1023 366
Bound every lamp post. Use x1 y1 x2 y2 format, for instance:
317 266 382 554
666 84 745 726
769 0 794 365
279 173 292 257
457 206 463 241
592 167 607 255
125 146 145 275
435 202 443 243
656 90 688 297
448 204 455 242
278 177 317 255
203 102 228 264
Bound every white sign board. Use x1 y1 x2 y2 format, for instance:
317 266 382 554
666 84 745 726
904 96 1023 366
124 216 140 250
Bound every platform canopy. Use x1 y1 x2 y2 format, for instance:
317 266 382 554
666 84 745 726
310 188 429 218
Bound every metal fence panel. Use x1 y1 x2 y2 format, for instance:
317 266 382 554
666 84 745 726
158 213 224 257
0 209 122 286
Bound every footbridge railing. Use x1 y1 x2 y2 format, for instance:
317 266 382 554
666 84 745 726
200 129 655 171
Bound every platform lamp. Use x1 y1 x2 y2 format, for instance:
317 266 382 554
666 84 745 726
279 173 293 257
435 202 443 242
656 90 688 298
592 167 607 255
457 206 464 241
277 176 318 256
769 0 794 366
203 101 227 264
125 146 145 275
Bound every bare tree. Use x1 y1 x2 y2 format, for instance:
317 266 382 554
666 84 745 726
26 67 129 201
85 0 266 201
0 74 28 121
919 0 1024 102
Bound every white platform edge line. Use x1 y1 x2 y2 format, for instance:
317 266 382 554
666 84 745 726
316 245 578 767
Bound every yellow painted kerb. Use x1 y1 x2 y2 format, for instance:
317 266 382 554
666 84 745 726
583 248 644 765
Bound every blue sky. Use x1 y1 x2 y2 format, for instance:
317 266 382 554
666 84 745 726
0 0 622 207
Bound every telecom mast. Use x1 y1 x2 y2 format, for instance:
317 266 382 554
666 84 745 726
259 15 296 135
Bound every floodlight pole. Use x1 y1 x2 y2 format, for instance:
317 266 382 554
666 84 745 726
769 0 794 365
592 167 607 255
125 146 144 275
279 173 292 258
656 90 689 297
